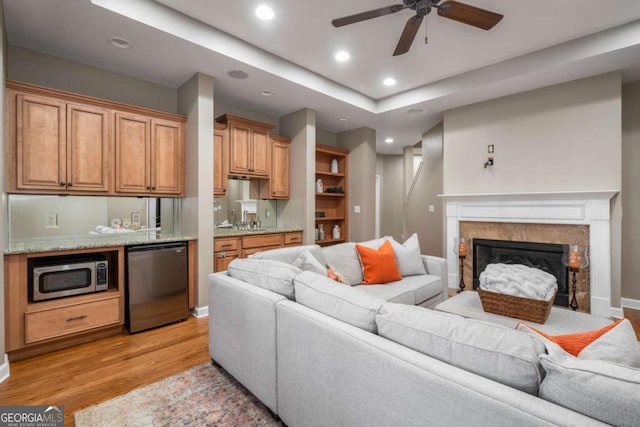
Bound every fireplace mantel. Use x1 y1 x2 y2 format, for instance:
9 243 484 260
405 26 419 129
443 190 619 317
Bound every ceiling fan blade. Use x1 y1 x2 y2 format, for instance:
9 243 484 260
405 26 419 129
332 4 407 27
393 15 424 56
437 1 503 30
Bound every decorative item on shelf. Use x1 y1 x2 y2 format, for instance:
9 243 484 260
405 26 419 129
325 186 345 194
318 224 325 241
316 179 324 193
331 158 339 174
563 244 589 311
332 224 340 240
315 211 325 218
315 227 320 241
453 237 469 293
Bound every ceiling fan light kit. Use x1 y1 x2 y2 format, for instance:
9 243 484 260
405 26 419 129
332 0 503 56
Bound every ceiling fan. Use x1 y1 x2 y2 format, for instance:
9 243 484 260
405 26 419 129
332 0 503 56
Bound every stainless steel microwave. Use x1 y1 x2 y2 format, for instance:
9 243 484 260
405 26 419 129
32 256 108 301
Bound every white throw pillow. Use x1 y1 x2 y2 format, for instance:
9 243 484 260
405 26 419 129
293 249 327 275
227 258 302 300
387 233 426 277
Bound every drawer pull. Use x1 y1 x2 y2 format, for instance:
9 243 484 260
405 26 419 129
221 244 233 248
290 237 300 241
66 315 87 322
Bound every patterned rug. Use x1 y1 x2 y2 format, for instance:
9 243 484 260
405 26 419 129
74 362 281 426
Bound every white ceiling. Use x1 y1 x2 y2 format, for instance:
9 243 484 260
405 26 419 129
5 0 640 154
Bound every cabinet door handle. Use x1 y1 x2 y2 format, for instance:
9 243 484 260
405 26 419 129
60 182 66 186
66 315 87 322
151 186 156 190
146 186 151 190
67 182 73 187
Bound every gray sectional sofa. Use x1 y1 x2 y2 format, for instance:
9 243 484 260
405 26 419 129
208 242 635 426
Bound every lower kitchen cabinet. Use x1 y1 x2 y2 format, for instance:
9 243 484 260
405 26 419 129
213 231 303 272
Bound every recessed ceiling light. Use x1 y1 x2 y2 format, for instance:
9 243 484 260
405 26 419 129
385 137 394 144
227 70 249 79
338 115 350 121
109 36 131 49
334 51 350 62
255 5 275 20
407 108 424 115
383 77 397 86
260 89 274 96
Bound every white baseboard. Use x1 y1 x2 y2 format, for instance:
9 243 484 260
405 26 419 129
0 354 9 384
191 305 209 318
621 297 640 310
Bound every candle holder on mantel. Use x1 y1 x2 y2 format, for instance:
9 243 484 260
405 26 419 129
563 245 589 311
453 237 469 293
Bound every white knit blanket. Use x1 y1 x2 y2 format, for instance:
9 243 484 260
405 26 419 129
479 263 557 301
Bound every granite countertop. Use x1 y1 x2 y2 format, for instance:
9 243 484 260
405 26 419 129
214 227 303 238
5 232 197 255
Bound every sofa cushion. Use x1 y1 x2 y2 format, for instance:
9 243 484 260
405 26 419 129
388 234 427 277
355 240 402 285
227 258 302 300
518 318 640 367
539 352 640 427
376 303 546 395
251 244 326 267
293 249 327 275
294 271 385 333
322 239 394 286
353 283 415 305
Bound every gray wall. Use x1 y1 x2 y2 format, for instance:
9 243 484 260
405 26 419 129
8 46 177 113
377 154 403 242
443 72 622 195
404 123 444 257
338 127 377 242
622 82 640 301
316 128 338 147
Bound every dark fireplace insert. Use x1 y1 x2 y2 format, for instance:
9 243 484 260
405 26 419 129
472 239 569 307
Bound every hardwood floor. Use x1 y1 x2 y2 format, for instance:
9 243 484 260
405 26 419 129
0 316 210 426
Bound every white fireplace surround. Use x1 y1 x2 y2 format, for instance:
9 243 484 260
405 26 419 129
443 191 619 317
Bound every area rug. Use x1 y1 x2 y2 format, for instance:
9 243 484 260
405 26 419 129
75 362 281 426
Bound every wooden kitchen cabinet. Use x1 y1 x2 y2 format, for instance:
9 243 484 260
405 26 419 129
213 231 303 272
213 237 240 272
250 135 291 199
214 123 228 197
115 112 184 196
7 88 110 193
216 114 274 178
5 80 186 197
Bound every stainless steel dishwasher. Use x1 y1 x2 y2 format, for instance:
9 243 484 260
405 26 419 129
125 241 188 333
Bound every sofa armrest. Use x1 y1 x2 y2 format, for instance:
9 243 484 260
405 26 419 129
421 255 448 299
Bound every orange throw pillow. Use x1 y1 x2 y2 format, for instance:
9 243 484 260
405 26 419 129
520 319 623 357
355 240 402 285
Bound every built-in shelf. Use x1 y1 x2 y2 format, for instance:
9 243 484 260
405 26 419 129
315 144 349 247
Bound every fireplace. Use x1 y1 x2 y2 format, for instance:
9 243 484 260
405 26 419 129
444 191 617 316
472 239 569 307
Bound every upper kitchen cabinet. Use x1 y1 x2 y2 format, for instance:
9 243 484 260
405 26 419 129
214 123 228 197
250 135 291 199
216 114 274 178
115 113 184 196
5 81 186 197
6 84 110 194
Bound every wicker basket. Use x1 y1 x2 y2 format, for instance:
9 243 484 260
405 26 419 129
477 289 557 324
